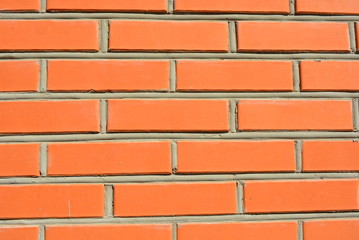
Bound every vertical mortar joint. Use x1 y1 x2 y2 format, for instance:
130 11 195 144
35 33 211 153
171 141 178 174
236 181 244 214
293 61 301 92
100 100 108 134
228 22 238 53
289 0 296 15
349 22 357 54
168 0 175 14
104 185 114 218
100 20 110 53
295 140 303 173
40 143 48 177
170 60 177 92
39 60 48 93
229 99 238 133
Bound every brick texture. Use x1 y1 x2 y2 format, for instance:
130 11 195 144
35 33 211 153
1 1 359 239
114 182 237 216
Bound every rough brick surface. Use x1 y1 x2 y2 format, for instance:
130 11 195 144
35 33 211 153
1 1 359 239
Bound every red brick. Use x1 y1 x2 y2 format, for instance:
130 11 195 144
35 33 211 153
0 20 99 51
48 141 172 176
177 141 296 173
0 0 40 12
237 22 350 52
175 0 289 13
237 100 353 131
301 61 359 91
0 61 39 92
107 100 229 132
114 182 237 216
47 60 169 92
0 144 39 177
0 185 104 219
0 101 100 134
176 61 293 91
46 224 172 240
178 222 298 240
303 220 359 240
47 0 167 12
0 226 39 240
303 141 359 172
296 0 359 15
244 179 359 213
109 21 228 52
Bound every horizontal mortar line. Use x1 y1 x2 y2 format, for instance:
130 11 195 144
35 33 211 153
1 13 359 21
1 92 359 100
1 53 359 60
0 173 358 185
0 212 359 225
1 132 359 142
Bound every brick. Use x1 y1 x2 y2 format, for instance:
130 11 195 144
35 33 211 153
114 182 237 216
175 0 289 13
177 141 296 173
48 141 172 176
0 185 104 219
0 144 39 177
0 0 40 12
47 0 167 12
178 222 298 240
303 141 359 172
0 61 39 92
108 100 229 132
237 100 353 131
237 22 350 52
47 60 169 92
109 21 228 52
296 0 359 15
303 220 359 240
244 179 359 213
0 101 100 134
0 20 99 51
46 224 172 240
0 226 39 240
301 61 359 91
176 61 293 91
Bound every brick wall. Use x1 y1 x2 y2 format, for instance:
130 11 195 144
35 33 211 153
0 1 359 240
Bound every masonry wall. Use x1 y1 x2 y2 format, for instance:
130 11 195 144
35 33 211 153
0 1 359 240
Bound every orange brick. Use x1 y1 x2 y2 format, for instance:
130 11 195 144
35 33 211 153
0 61 39 92
175 0 289 13
303 220 359 240
177 141 296 173
303 141 359 172
0 101 100 134
114 182 237 216
296 0 359 15
46 225 172 240
47 61 169 92
48 142 172 176
0 144 39 177
0 226 39 240
237 100 353 131
109 21 228 52
0 20 99 51
47 0 167 12
244 179 359 213
0 185 104 219
108 100 229 132
0 0 40 12
178 222 298 240
176 61 293 91
301 61 359 91
237 22 350 52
